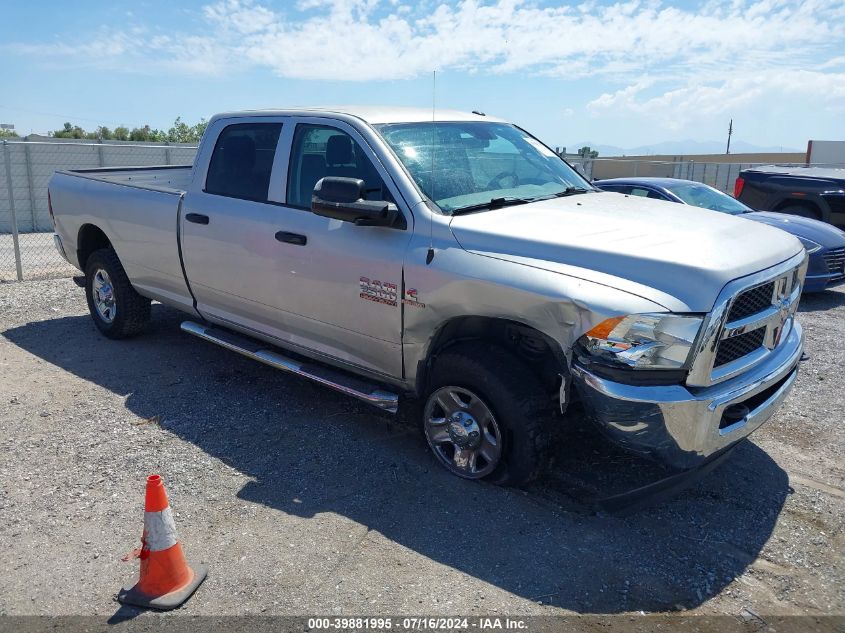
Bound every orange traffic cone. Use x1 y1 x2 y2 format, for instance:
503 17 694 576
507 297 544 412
117 475 207 610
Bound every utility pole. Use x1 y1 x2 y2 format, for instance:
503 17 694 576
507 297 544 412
726 119 733 155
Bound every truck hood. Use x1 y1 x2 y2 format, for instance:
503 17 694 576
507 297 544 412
449 192 804 312
745 211 845 248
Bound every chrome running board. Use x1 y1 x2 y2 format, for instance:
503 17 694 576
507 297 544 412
180 321 399 413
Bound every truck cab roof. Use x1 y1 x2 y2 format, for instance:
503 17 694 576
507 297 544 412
209 106 505 126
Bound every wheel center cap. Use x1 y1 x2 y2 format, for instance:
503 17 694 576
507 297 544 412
447 412 481 449
97 283 113 303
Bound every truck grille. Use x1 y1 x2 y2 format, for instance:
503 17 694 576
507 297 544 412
726 281 775 321
711 267 801 372
714 328 766 367
686 255 806 387
824 247 845 278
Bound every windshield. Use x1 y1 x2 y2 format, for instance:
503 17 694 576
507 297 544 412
374 122 593 213
667 182 752 215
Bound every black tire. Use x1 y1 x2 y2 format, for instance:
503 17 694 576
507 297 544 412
84 247 151 339
424 342 553 487
779 204 820 220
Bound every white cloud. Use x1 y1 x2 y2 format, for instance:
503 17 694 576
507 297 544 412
587 69 845 129
8 0 844 82
5 0 845 139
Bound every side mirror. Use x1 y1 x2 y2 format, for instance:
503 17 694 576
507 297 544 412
311 177 400 228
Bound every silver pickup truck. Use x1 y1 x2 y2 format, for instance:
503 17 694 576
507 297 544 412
48 107 807 486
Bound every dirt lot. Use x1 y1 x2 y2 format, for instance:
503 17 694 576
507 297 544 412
0 278 843 621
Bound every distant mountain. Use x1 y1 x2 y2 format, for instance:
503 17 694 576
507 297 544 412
565 139 802 157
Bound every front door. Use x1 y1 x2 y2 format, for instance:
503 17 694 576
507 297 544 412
261 118 414 377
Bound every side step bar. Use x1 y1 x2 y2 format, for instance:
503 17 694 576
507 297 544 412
180 321 399 413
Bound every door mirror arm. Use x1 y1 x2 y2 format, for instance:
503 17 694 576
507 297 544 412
311 177 404 229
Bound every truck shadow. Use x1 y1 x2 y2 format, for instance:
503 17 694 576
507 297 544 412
798 287 845 312
4 305 790 614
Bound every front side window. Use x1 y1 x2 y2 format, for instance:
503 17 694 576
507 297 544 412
287 124 391 209
375 121 592 213
205 122 283 202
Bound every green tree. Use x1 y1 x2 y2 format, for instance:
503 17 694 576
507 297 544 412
167 116 191 143
165 116 208 143
52 122 87 139
192 118 208 142
578 146 599 159
129 125 155 141
0 129 19 138
49 117 205 143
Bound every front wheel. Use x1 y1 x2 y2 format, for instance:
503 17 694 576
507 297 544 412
84 247 151 339
422 343 553 486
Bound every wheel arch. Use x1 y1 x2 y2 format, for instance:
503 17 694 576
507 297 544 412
772 197 826 221
76 224 112 271
415 315 569 401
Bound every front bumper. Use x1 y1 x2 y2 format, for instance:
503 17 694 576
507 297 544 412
804 251 845 292
571 321 803 470
804 271 845 292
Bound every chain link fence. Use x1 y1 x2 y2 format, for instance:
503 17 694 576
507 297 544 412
568 157 811 192
1 139 197 283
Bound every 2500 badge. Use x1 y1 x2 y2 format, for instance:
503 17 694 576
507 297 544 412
359 278 426 309
359 277 397 306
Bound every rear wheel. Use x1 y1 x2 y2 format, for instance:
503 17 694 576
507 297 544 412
422 342 553 486
84 247 151 339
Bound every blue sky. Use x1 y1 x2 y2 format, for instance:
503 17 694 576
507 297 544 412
2 0 844 152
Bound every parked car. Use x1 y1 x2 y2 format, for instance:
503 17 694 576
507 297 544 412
595 177 845 293
735 165 845 226
49 107 807 486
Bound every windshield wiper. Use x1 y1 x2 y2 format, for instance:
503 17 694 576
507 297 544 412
449 197 534 215
449 188 592 215
553 186 591 196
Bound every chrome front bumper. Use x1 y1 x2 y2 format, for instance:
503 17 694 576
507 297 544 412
571 321 803 470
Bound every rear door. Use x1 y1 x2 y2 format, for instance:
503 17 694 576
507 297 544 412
180 117 290 333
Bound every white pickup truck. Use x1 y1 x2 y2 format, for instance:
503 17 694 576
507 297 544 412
48 107 807 486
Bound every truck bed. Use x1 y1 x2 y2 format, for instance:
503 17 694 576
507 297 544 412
49 165 196 313
60 165 193 194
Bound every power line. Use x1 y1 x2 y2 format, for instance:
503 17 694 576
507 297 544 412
0 104 130 128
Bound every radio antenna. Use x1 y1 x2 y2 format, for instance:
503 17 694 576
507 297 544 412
426 69 436 265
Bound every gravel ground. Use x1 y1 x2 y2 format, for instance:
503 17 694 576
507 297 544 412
0 278 842 621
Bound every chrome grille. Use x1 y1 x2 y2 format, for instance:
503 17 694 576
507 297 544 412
824 247 845 277
726 281 775 321
686 253 807 388
711 265 801 377
714 328 766 367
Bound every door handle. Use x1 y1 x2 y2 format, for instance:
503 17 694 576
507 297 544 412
275 231 307 246
185 213 210 225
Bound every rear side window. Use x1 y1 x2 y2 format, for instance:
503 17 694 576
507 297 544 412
205 123 283 202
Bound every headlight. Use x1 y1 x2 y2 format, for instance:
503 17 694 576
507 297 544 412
798 237 822 254
576 313 703 371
